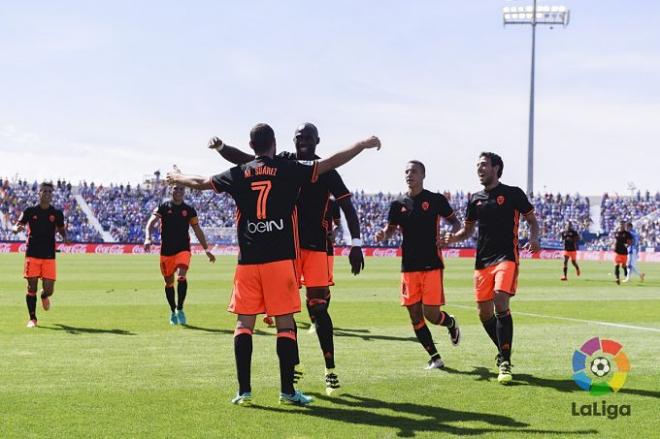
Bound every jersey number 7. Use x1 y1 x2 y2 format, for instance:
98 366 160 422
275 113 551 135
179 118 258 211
251 181 272 220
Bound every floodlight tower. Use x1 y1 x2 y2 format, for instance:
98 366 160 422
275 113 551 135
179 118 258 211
502 1 570 195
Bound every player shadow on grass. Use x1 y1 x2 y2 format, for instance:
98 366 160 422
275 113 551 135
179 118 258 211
252 392 597 437
181 324 272 337
330 326 418 343
444 366 660 400
40 324 136 335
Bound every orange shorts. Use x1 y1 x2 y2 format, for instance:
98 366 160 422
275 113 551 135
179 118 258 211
297 249 333 288
474 261 518 302
614 254 628 265
24 257 57 280
564 251 577 260
160 251 191 277
229 259 301 316
327 255 335 285
400 269 445 307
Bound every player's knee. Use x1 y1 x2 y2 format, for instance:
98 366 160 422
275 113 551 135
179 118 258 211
478 306 494 321
307 298 328 315
177 275 187 283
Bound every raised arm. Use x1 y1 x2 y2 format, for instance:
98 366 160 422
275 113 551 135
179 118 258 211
166 171 214 191
317 136 381 175
208 137 254 165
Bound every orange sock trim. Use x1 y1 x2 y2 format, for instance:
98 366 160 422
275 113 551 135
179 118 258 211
27 291 37 297
177 276 187 282
234 328 253 337
277 331 297 341
413 321 426 330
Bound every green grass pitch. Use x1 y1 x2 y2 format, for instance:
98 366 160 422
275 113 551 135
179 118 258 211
1 254 658 438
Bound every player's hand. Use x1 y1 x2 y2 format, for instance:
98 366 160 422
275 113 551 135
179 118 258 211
166 166 182 185
205 250 216 263
358 136 381 151
524 239 541 254
12 224 25 234
208 137 224 150
349 246 365 275
436 233 450 248
375 229 386 242
144 239 152 252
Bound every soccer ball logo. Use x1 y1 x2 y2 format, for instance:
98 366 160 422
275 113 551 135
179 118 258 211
572 337 630 396
590 357 611 377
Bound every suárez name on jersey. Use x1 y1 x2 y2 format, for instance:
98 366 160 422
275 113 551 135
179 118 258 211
247 219 284 233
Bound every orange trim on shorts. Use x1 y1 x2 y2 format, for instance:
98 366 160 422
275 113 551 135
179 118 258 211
23 257 57 280
234 328 253 336
474 261 518 302
298 249 333 288
400 269 445 307
159 251 191 277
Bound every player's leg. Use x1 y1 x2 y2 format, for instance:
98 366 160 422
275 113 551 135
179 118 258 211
421 269 460 347
41 278 55 311
25 277 39 327
475 267 499 356
163 274 177 324
407 302 442 368
494 291 514 383
175 265 189 324
571 255 580 276
478 300 499 354
232 314 256 405
274 313 312 404
306 287 334 368
561 256 568 280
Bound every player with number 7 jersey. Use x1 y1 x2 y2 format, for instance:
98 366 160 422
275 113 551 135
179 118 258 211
166 123 380 407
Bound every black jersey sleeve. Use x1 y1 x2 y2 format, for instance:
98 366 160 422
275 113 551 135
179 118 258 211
154 203 166 217
326 170 352 201
387 201 400 226
513 187 534 216
465 197 478 223
437 194 455 219
18 208 30 224
56 210 65 228
189 205 199 225
286 160 319 185
211 168 239 195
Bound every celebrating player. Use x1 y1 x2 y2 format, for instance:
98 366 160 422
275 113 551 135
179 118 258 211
144 184 216 325
440 152 540 384
167 123 380 406
12 181 67 328
624 222 645 282
209 122 365 395
560 221 581 280
612 221 632 285
375 161 462 369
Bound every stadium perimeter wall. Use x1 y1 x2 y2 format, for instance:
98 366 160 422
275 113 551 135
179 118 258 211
1 242 659 262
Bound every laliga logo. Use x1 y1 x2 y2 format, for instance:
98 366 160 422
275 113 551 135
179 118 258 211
247 219 284 234
572 337 630 395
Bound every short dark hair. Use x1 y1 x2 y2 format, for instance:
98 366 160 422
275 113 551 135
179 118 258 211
626 222 633 228
250 123 275 154
40 181 54 190
480 152 504 178
407 160 426 175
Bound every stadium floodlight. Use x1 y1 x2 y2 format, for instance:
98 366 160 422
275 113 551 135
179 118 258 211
503 0 570 195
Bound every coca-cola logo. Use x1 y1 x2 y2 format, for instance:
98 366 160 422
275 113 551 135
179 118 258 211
132 245 145 254
340 247 351 257
0 243 12 253
95 244 126 254
443 249 460 258
539 250 561 259
373 248 398 257
59 244 88 254
19 243 27 252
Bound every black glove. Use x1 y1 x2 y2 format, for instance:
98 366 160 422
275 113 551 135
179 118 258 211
349 246 365 275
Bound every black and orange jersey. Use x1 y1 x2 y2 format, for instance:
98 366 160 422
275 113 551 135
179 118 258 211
387 190 455 272
325 198 341 256
466 183 534 270
278 151 351 252
211 156 319 264
613 230 632 255
561 230 580 251
154 201 198 256
18 205 65 259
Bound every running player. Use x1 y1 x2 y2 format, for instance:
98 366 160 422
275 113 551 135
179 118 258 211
560 221 581 281
375 161 462 369
624 222 645 282
144 184 216 325
612 221 632 285
11 181 67 328
209 122 365 395
167 123 380 406
440 152 540 384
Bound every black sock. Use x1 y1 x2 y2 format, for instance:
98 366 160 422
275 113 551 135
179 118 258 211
176 280 187 310
293 320 300 365
276 331 297 395
614 265 620 280
622 266 628 278
306 300 316 325
234 329 253 395
437 311 455 328
413 321 439 359
165 286 176 312
26 293 37 320
309 298 335 369
481 316 500 351
563 266 568 276
496 311 514 362
573 261 580 272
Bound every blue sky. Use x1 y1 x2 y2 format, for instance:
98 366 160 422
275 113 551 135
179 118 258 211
1 1 658 195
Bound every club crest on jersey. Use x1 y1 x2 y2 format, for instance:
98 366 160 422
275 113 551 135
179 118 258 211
49 215 56 222
32 215 38 220
497 195 505 205
168 210 172 214
422 201 430 211
181 210 188 217
400 206 407 213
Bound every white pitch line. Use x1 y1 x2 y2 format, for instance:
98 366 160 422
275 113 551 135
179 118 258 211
451 304 660 333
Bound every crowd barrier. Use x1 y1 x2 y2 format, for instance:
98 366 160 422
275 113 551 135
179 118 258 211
1 242 658 262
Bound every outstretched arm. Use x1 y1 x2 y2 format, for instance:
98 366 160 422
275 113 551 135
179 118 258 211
191 223 216 263
439 221 476 247
317 136 381 175
166 171 214 191
208 137 254 165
